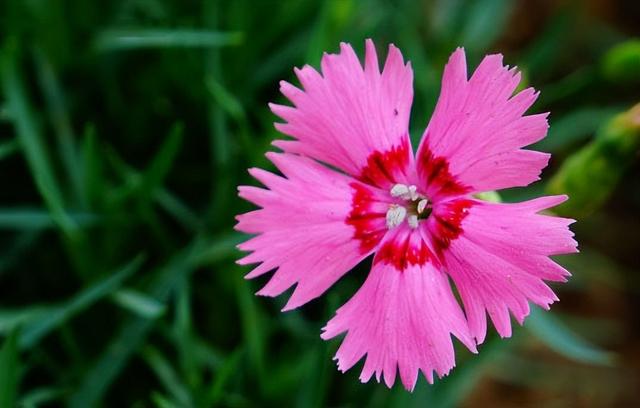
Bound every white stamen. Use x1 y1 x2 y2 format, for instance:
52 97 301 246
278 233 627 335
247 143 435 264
417 199 429 214
386 204 407 229
390 184 410 198
390 183 419 201
407 214 419 229
408 185 418 201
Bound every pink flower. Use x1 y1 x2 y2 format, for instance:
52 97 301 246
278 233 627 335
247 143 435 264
236 40 577 391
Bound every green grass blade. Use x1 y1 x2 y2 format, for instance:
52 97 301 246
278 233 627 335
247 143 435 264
17 387 66 408
234 269 266 387
111 289 166 319
526 308 615 366
173 278 198 388
94 29 243 51
68 237 219 408
104 141 200 232
0 230 42 276
0 139 19 161
0 105 8 121
0 40 77 238
151 392 180 408
205 77 247 122
140 124 184 199
142 346 194 408
19 255 144 349
0 307 47 334
79 124 104 210
0 329 19 408
153 188 201 232
0 208 97 230
192 233 242 267
33 47 82 206
206 349 243 406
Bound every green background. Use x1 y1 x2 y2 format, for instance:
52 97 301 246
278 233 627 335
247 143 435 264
0 0 639 406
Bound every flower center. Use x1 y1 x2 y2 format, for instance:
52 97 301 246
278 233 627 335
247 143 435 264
385 183 431 229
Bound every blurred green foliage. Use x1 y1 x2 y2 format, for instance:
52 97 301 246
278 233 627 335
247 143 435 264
548 103 640 218
0 0 638 407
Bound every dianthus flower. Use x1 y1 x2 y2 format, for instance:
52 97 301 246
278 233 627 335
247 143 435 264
236 40 577 391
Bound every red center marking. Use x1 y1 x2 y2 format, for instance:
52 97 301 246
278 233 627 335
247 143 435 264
431 199 474 253
346 183 386 254
375 233 434 271
418 141 470 197
358 137 410 189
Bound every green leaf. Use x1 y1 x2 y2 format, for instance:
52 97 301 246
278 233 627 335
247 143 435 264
459 0 514 57
526 308 614 366
473 191 502 203
547 103 640 217
0 330 19 408
602 39 640 83
536 106 620 151
94 29 243 51
19 255 144 349
538 67 598 107
519 8 575 78
111 289 166 319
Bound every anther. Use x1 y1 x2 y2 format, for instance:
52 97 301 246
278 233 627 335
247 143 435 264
390 184 410 198
417 199 429 214
408 185 418 201
386 204 407 229
390 183 419 201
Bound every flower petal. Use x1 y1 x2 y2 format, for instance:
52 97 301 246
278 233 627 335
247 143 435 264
236 152 386 310
416 48 550 200
321 229 476 391
271 40 415 189
433 196 578 343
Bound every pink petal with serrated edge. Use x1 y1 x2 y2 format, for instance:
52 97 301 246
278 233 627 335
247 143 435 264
236 152 388 310
416 48 551 199
322 239 476 391
439 196 577 343
271 40 414 182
